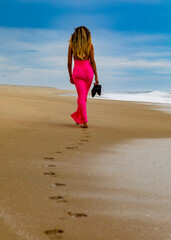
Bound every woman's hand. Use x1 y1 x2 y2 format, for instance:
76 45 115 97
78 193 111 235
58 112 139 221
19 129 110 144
70 76 74 85
94 76 99 85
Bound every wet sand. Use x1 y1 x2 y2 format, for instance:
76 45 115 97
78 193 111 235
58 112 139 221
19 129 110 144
0 84 171 240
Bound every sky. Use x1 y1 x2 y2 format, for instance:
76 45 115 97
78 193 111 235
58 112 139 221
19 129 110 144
0 0 171 92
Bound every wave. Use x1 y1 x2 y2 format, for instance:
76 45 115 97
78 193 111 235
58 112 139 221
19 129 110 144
98 91 171 104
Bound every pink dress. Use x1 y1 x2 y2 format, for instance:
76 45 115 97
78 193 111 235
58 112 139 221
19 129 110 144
71 59 94 124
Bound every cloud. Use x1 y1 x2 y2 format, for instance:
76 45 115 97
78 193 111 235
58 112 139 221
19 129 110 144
96 56 171 69
0 27 171 91
133 51 171 58
0 56 8 63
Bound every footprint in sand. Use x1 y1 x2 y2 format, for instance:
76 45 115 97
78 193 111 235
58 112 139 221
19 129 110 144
48 164 56 167
43 171 56 177
80 139 88 142
66 146 78 149
49 196 67 203
44 228 63 239
44 157 54 160
55 151 62 154
67 211 87 218
54 183 66 187
78 142 83 145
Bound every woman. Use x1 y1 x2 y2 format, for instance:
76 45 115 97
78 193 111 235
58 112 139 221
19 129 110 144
67 26 99 128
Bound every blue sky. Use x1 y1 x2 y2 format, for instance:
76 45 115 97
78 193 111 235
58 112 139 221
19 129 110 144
0 0 171 92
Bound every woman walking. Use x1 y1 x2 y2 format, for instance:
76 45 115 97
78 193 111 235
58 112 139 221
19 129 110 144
67 26 99 128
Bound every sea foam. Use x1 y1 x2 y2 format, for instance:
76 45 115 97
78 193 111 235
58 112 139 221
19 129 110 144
98 91 171 104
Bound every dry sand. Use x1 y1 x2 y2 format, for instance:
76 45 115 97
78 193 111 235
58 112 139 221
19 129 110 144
0 84 171 240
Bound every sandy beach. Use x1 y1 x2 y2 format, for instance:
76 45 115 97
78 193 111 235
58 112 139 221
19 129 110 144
0 84 171 240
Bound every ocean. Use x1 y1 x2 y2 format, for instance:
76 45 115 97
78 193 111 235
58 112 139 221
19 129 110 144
97 90 171 104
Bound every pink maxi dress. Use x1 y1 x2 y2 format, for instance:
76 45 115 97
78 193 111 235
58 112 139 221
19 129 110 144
71 59 94 124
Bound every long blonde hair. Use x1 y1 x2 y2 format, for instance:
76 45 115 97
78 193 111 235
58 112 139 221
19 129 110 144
69 26 92 60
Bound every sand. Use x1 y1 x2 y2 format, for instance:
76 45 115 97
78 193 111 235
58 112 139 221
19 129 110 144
0 84 170 240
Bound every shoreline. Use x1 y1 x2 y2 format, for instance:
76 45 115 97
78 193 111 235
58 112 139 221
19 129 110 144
1 83 171 107
0 84 171 240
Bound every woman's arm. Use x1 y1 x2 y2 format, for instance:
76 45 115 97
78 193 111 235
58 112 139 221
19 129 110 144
89 44 99 85
67 45 74 84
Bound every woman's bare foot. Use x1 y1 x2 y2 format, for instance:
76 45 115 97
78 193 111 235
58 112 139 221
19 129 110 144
80 122 88 128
